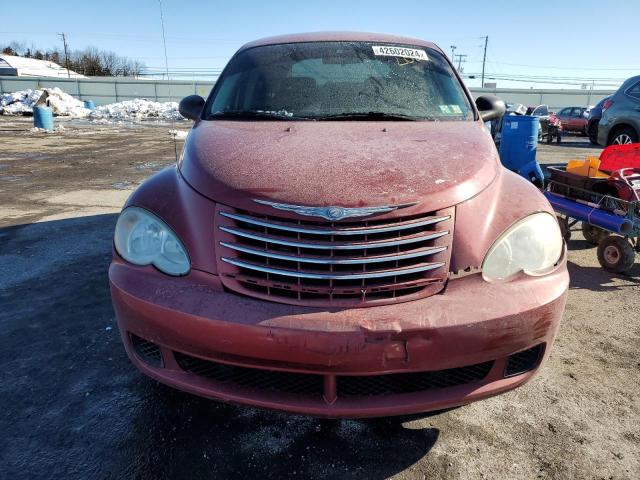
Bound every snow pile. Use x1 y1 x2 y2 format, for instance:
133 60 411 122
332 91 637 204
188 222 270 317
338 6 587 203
0 88 184 121
92 99 182 121
30 125 66 134
0 87 90 116
0 89 42 115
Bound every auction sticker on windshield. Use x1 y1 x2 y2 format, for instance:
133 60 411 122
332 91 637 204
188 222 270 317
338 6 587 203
372 45 428 61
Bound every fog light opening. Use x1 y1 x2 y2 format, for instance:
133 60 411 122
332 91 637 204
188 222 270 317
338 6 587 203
130 333 163 368
504 344 544 377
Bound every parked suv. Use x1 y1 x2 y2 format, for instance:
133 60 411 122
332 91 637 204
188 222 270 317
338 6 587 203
587 96 611 145
109 32 568 417
556 106 588 134
598 75 640 146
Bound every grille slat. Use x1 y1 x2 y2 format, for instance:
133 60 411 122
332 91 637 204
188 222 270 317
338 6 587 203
227 273 440 295
221 257 445 280
219 225 449 250
216 204 454 306
219 241 446 264
220 210 450 235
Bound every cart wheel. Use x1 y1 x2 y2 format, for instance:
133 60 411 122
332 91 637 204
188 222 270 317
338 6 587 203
557 216 571 241
581 223 610 246
597 236 635 273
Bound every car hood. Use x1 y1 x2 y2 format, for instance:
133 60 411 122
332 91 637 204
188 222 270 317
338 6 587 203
179 120 500 214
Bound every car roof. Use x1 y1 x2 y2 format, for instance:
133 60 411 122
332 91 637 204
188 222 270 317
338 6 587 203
238 31 442 54
619 75 640 92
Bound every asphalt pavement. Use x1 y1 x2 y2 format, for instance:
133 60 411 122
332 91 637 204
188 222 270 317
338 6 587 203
1 120 638 480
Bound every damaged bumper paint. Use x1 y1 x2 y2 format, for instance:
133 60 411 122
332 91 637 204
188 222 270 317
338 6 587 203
109 248 568 418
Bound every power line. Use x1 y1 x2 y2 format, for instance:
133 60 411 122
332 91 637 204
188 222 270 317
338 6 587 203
483 60 638 71
1 30 246 43
467 71 627 82
462 73 622 87
136 55 232 60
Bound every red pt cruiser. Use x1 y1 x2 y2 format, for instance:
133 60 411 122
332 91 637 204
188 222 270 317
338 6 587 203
109 32 568 418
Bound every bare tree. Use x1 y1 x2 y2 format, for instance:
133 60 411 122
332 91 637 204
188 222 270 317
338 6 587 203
101 51 118 76
0 40 145 77
130 60 145 77
49 50 61 65
8 41 27 56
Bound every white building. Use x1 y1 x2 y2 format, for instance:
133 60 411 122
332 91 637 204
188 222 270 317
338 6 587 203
0 54 85 78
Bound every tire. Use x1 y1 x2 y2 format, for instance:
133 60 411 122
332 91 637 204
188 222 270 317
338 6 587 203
581 223 610 245
588 121 599 145
597 236 635 273
609 127 638 146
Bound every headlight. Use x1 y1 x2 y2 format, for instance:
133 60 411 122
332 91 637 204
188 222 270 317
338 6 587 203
482 212 562 281
114 207 190 276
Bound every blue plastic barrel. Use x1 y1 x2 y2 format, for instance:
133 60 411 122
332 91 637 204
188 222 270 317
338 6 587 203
33 106 54 131
83 100 95 110
499 115 542 184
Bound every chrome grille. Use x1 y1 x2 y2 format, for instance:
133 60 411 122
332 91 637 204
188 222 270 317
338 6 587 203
215 204 454 307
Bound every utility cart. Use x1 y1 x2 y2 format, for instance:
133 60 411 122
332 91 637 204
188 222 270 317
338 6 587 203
545 167 640 273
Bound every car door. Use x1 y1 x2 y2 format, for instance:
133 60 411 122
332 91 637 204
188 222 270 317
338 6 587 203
556 107 571 128
576 107 588 132
567 107 584 131
622 81 640 135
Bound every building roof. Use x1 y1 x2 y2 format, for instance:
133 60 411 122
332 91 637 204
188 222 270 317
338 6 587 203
0 54 85 78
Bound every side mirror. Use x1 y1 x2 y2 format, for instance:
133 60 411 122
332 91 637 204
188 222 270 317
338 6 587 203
179 95 205 121
475 95 506 122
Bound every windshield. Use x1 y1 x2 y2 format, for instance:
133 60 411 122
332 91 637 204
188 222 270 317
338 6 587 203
206 41 473 121
531 105 549 116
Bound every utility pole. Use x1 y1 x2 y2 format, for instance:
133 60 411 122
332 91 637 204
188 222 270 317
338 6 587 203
481 35 488 88
58 32 71 78
454 54 467 72
450 45 456 61
587 79 595 106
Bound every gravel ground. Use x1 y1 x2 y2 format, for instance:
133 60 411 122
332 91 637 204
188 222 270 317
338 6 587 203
1 117 638 479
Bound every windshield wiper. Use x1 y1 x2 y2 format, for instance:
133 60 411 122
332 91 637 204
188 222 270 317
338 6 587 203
209 110 305 120
317 112 422 121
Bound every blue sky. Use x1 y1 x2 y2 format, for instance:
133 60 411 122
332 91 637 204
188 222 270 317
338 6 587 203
1 0 638 89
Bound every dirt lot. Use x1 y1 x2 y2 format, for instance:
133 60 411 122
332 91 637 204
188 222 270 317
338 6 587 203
1 117 639 479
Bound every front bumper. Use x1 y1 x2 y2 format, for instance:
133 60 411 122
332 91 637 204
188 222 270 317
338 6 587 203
110 252 568 418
